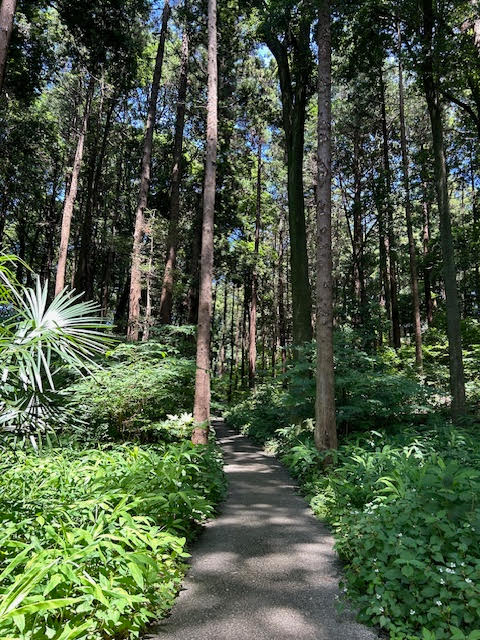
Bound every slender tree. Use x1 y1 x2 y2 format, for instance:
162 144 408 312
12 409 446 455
315 0 337 452
397 24 423 370
55 76 95 296
248 137 262 388
192 0 217 444
127 0 170 340
159 29 189 324
420 0 466 416
0 0 16 93
260 4 313 347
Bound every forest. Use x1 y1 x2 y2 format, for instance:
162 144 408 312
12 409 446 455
1 0 480 638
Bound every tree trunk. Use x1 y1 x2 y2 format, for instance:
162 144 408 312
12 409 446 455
159 30 189 324
263 25 313 348
379 69 401 349
248 138 262 388
143 214 155 341
127 0 170 341
421 0 466 416
315 0 337 453
398 24 423 370
55 75 94 296
0 0 16 93
278 216 287 376
75 88 115 299
228 285 235 403
352 121 366 326
192 0 217 444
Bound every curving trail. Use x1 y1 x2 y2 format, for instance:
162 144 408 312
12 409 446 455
150 419 378 640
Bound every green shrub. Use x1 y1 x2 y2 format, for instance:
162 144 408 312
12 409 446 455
0 439 225 639
225 332 433 444
271 422 480 640
68 342 195 440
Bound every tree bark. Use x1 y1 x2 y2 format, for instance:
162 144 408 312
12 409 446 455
315 0 337 453
421 0 466 416
143 214 155 341
127 0 170 340
159 30 189 324
0 0 16 93
55 76 94 296
192 0 217 444
398 24 423 370
248 138 262 388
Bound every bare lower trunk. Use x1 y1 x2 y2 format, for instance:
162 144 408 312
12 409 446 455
0 0 16 93
315 0 337 453
159 30 189 324
248 138 262 388
398 24 423 370
421 0 466 416
143 214 155 341
55 76 94 296
192 0 217 444
127 1 170 341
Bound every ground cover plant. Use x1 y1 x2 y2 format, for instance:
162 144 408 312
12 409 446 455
0 436 225 640
227 401 480 640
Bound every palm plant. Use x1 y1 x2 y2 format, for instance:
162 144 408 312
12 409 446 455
0 255 111 434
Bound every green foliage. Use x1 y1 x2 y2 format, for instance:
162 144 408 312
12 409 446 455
68 341 195 440
225 331 433 445
239 415 480 640
0 269 110 434
0 439 225 639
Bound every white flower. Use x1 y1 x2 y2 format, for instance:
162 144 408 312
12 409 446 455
436 600 442 606
438 568 443 573
375 569 379 573
446 568 455 574
465 578 473 584
410 610 416 615
449 563 456 568
440 579 445 585
461 562 466 567
397 533 403 537
379 607 384 613
376 594 381 600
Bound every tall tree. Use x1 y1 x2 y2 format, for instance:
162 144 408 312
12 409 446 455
397 23 423 370
420 0 466 416
55 76 95 296
258 1 314 347
0 0 16 93
127 0 170 340
159 29 189 324
315 0 337 452
192 0 217 444
248 138 262 388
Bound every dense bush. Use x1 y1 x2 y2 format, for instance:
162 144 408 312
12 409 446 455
0 437 226 639
225 332 433 445
68 341 195 440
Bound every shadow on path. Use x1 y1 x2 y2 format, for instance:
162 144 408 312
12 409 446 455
148 420 378 640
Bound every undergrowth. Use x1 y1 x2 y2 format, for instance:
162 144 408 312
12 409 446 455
0 436 226 639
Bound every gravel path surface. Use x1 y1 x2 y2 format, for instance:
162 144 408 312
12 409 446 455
149 419 378 640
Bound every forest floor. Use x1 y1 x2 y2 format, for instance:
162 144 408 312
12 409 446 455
150 419 378 640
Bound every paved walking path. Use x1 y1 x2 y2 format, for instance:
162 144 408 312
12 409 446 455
150 420 378 640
